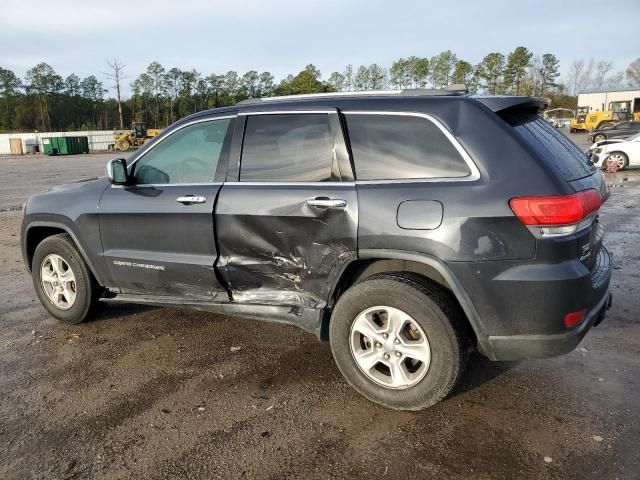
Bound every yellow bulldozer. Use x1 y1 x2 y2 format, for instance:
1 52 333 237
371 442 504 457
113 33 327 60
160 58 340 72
570 100 640 132
112 122 161 151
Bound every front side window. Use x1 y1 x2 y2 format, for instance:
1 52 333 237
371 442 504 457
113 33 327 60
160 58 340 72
133 118 232 184
345 114 471 180
240 114 334 182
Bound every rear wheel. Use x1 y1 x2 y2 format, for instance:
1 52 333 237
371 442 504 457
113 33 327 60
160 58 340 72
329 274 468 410
593 133 607 142
606 151 628 170
32 234 100 324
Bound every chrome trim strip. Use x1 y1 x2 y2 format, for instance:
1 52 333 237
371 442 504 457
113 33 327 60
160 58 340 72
111 182 223 188
127 115 236 171
222 181 355 187
342 111 481 183
239 110 335 116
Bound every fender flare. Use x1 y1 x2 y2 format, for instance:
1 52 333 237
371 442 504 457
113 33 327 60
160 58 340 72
357 249 488 340
23 221 107 286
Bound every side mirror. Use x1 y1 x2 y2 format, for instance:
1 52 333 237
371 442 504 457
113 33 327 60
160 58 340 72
106 158 129 185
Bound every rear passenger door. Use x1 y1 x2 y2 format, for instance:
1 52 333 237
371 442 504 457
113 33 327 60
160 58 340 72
215 109 357 308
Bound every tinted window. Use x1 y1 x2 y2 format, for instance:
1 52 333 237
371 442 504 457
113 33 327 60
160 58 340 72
345 114 471 180
508 115 595 181
133 118 232 184
241 114 333 182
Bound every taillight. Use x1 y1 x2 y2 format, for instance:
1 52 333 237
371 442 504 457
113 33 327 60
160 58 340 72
510 189 601 235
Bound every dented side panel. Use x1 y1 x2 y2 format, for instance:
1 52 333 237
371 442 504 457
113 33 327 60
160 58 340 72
215 183 358 308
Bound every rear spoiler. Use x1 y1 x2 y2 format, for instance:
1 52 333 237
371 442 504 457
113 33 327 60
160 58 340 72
473 96 550 114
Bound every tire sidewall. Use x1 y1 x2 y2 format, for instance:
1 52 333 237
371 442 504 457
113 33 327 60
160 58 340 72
32 235 94 324
329 278 461 410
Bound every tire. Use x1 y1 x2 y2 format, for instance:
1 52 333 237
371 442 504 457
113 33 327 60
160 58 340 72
569 128 576 133
116 139 130 151
329 273 469 410
594 134 607 143
32 234 100 324
605 151 629 170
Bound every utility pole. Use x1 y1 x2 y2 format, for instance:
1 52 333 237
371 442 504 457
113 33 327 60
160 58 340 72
104 59 127 129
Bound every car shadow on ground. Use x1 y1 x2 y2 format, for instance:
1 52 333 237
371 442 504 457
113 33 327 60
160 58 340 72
90 303 157 322
450 352 520 397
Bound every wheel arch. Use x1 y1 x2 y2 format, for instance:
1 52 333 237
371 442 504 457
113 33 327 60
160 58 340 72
325 249 489 351
23 222 105 286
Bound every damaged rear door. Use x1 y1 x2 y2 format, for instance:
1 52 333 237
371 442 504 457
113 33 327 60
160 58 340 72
215 109 357 308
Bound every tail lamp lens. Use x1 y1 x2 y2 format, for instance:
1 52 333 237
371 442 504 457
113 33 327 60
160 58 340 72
509 189 601 226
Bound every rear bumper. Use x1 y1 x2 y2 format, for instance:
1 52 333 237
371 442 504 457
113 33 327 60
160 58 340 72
481 289 611 360
453 246 613 361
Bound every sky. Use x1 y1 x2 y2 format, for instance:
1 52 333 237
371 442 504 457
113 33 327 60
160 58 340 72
2 0 639 96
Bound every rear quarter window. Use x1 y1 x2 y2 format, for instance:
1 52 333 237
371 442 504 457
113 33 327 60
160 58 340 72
507 115 596 181
344 113 472 180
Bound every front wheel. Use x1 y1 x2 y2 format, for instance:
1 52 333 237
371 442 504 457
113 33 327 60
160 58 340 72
329 274 468 410
605 152 629 170
594 134 607 142
32 234 100 324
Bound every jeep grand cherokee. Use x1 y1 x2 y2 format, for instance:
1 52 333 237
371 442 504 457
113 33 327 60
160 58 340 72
21 88 612 410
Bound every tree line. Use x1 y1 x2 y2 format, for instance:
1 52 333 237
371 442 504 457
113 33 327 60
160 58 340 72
1 49 639 133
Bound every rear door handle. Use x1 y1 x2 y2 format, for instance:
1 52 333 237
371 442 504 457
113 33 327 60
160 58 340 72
306 197 347 209
176 195 207 204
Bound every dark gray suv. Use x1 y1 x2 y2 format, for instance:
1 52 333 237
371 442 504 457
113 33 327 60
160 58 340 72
21 89 612 410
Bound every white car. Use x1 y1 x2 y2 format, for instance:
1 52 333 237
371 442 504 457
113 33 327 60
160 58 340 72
588 132 640 170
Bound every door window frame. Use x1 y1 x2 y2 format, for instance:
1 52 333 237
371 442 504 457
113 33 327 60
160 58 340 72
227 109 353 184
122 114 237 187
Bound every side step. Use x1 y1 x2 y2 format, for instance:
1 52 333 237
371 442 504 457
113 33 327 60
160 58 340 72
101 294 324 338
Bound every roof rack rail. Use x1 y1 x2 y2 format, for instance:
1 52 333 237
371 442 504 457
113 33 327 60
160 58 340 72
236 85 469 105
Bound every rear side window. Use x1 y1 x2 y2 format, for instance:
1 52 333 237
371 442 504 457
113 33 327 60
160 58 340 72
344 114 471 180
508 115 595 181
240 114 334 182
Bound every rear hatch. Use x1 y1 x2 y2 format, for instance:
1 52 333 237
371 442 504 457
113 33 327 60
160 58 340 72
480 97 609 273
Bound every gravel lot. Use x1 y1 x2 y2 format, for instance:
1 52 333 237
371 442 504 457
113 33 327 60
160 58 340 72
0 132 638 479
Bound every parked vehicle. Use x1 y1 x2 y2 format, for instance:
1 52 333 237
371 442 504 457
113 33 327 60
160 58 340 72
21 90 612 410
587 121 640 143
543 108 575 129
589 132 640 170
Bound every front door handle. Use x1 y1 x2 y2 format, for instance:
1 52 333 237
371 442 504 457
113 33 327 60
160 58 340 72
306 197 347 209
176 195 207 204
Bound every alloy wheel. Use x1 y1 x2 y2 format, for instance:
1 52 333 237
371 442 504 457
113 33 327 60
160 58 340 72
349 306 431 389
40 254 77 310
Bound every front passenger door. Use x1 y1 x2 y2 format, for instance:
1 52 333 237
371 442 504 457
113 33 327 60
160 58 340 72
98 115 235 299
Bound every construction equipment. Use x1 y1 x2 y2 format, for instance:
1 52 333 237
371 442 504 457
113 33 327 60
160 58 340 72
570 100 640 132
112 122 161 151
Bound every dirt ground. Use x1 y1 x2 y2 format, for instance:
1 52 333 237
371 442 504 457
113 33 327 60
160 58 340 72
0 133 638 479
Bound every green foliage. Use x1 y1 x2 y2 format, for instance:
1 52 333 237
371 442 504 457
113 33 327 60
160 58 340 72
540 53 560 95
9 48 630 133
430 51 457 88
477 53 505 94
451 60 473 86
504 47 533 95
